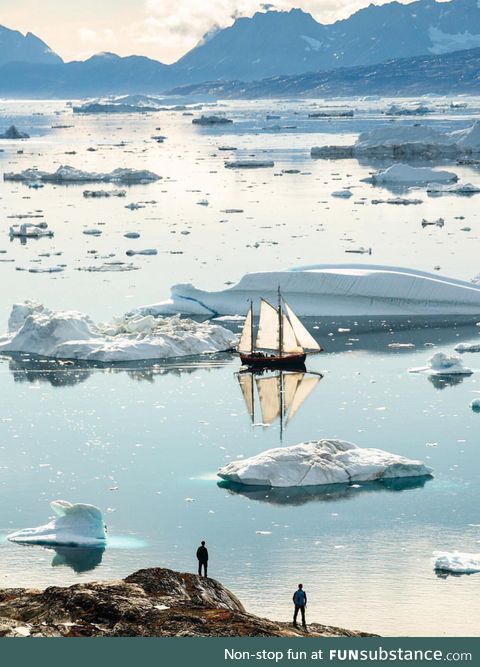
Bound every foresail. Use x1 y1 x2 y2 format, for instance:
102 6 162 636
256 375 280 424
284 301 322 351
255 299 279 351
238 306 253 353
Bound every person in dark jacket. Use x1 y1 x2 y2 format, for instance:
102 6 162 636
196 540 208 576
293 583 307 628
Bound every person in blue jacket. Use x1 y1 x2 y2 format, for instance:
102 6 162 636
293 583 307 628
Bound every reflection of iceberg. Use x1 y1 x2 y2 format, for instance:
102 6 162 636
0 302 237 362
51 545 105 573
139 264 480 318
218 475 432 506
428 374 466 390
218 439 433 488
7 500 106 547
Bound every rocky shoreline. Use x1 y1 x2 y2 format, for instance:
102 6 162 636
0 567 375 637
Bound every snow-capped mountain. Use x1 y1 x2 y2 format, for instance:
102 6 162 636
0 25 63 66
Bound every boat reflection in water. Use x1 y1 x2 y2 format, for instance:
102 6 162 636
236 368 322 440
218 475 433 507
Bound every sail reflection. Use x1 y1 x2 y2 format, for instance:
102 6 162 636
218 475 432 506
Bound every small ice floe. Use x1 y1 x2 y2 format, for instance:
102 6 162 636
4 165 161 184
421 217 444 228
125 202 144 210
124 232 140 239
225 160 274 169
83 228 102 236
388 343 415 349
363 164 457 185
192 115 233 125
409 352 473 376
385 104 432 116
345 247 371 255
308 109 354 118
0 125 30 139
0 301 237 361
427 182 480 195
217 439 432 488
77 262 139 272
371 197 422 205
197 199 209 206
470 398 480 412
331 189 353 198
126 248 157 256
433 552 480 574
83 189 126 198
9 222 54 239
7 500 106 547
455 342 480 353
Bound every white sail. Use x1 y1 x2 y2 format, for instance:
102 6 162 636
256 375 280 424
255 299 279 351
281 314 303 354
284 301 322 351
237 373 254 419
287 375 320 422
238 305 253 353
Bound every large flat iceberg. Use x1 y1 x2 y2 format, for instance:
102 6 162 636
7 500 106 547
363 164 457 185
433 552 480 575
4 165 161 184
0 302 237 362
136 264 480 318
217 439 432 487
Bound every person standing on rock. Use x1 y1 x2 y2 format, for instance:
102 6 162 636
293 583 307 628
196 540 209 577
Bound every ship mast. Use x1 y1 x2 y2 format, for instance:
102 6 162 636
278 285 283 358
250 300 254 353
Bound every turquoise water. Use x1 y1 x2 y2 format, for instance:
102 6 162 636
0 99 480 636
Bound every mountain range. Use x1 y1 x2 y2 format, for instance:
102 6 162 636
0 0 480 96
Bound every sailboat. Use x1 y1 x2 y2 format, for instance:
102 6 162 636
238 288 322 369
236 369 322 439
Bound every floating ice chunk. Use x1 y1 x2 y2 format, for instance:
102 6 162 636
192 115 232 125
427 182 480 194
433 552 480 574
0 125 29 139
124 232 140 239
83 228 102 236
4 165 161 184
7 500 106 547
218 439 432 488
138 264 480 318
385 104 432 116
410 352 473 376
0 302 237 361
371 197 422 205
331 189 353 198
9 222 53 239
126 248 157 256
308 109 353 118
225 160 274 169
364 164 457 185
470 398 480 411
83 189 126 198
455 342 480 353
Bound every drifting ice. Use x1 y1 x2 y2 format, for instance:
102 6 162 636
4 165 161 184
410 352 473 376
217 439 432 488
363 164 457 185
7 500 106 547
433 552 480 574
0 302 237 362
137 264 480 318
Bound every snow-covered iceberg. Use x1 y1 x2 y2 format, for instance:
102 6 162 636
192 115 232 125
7 500 106 547
363 164 457 185
410 352 473 376
4 165 161 184
433 552 480 575
311 120 480 159
136 264 480 318
217 439 432 488
427 182 480 195
0 302 237 362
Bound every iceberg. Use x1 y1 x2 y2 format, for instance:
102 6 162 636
7 500 106 547
410 352 473 376
217 439 432 488
0 125 29 139
427 182 480 195
192 115 233 125
311 120 480 160
363 164 457 185
135 264 480 318
225 160 274 169
4 165 161 184
433 552 480 574
9 222 54 239
0 302 237 362
83 189 126 198
385 104 432 116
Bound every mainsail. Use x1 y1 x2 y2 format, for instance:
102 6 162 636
255 299 279 351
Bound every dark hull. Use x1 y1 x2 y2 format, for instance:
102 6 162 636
240 353 307 369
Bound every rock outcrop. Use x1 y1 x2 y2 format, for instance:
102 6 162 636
0 567 374 637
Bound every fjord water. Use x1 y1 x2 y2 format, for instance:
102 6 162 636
0 99 480 636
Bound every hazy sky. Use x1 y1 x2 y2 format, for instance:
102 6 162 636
1 0 425 63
